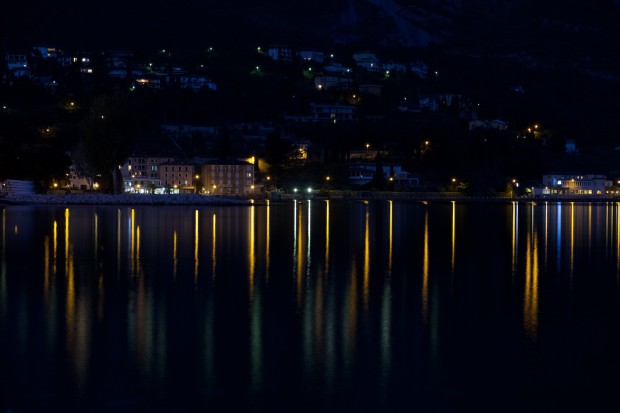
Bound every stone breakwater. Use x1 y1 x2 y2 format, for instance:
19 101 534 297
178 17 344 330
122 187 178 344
0 193 253 206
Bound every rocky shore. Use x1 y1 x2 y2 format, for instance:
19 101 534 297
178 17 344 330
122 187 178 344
0 193 253 206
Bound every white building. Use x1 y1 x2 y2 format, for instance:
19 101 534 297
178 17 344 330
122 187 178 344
311 103 356 123
534 174 612 196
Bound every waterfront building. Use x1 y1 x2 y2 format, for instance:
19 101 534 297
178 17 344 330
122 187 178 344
201 160 255 195
534 174 612 196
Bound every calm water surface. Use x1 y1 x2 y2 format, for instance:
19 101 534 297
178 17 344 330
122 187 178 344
2 200 620 412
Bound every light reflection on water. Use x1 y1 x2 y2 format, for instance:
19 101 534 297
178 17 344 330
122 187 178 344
2 201 620 411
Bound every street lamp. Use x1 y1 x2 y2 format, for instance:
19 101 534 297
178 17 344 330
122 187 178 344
194 174 200 194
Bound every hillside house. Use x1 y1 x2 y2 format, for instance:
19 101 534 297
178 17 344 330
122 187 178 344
314 74 353 91
311 103 356 123
299 50 324 63
267 45 293 62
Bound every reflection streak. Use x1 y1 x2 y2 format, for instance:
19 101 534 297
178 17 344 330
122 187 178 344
307 200 311 275
325 200 330 274
451 201 455 273
117 209 121 274
212 214 216 279
173 231 178 278
512 202 517 276
249 205 255 302
617 203 620 276
195 210 199 280
1 209 6 316
422 209 429 322
570 202 574 278
388 200 393 276
363 206 370 310
53 220 57 275
523 219 539 341
266 202 270 279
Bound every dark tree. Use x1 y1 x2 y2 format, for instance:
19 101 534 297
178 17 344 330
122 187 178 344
80 87 142 193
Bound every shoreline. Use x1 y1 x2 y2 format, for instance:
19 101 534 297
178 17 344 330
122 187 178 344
0 193 253 206
2 192 619 206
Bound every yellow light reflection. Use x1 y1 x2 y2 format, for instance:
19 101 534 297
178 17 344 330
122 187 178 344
53 220 58 275
249 205 255 302
130 209 136 275
212 214 216 279
173 230 178 278
606 203 610 254
325 200 330 275
293 200 297 263
137 225 141 275
65 208 76 353
523 221 539 341
296 202 304 309
512 201 517 276
617 203 620 276
422 210 429 322
451 201 455 273
588 204 592 257
44 236 50 299
266 202 270 280
363 205 370 310
195 210 199 280
1 209 4 316
544 202 548 268
570 202 574 277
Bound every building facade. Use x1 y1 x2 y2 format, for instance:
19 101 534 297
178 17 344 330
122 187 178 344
201 161 255 195
122 156 176 192
536 174 612 196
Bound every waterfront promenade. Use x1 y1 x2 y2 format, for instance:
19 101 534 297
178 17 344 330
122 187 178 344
2 191 619 206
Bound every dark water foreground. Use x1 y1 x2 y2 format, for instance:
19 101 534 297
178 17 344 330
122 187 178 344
1 200 620 412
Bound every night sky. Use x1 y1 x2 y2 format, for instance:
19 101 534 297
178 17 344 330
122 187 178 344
4 0 620 55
